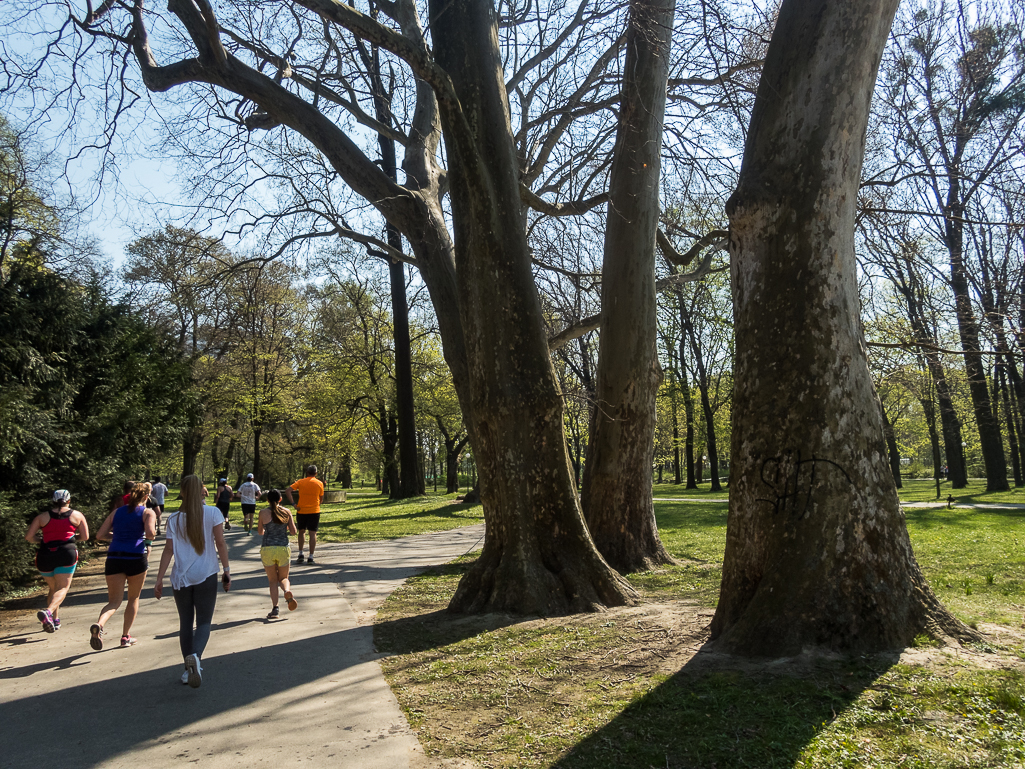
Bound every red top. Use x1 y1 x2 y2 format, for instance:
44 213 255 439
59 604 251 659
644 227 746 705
42 511 76 545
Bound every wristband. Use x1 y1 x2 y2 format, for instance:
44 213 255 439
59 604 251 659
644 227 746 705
144 539 153 547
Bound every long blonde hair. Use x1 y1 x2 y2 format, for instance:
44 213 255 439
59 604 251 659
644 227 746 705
178 475 207 555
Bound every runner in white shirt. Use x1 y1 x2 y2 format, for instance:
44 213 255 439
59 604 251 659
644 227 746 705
237 474 262 534
150 476 169 536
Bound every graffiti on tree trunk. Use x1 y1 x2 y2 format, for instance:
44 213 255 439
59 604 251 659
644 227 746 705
756 449 853 519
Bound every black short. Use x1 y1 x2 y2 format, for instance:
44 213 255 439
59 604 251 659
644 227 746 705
241 503 256 518
105 552 149 577
217 503 230 518
36 542 79 573
295 513 320 532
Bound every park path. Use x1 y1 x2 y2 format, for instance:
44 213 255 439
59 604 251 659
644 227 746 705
0 523 485 769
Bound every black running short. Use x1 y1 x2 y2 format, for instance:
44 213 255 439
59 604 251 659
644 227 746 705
241 503 256 518
105 552 149 577
36 541 79 574
295 513 320 532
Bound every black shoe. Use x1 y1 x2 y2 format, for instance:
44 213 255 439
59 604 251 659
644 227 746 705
295 553 305 564
267 606 279 620
307 556 315 565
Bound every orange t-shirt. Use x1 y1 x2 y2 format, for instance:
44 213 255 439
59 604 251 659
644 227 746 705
290 476 325 515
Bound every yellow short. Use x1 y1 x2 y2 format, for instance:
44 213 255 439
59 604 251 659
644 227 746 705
260 546 291 568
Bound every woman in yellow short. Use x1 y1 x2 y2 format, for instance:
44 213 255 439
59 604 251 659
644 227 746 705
257 489 299 619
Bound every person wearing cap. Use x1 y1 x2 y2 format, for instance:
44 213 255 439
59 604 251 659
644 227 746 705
24 490 90 633
214 478 233 531
236 473 262 534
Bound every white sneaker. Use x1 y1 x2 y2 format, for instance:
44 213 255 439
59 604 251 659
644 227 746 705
180 669 190 685
185 653 202 688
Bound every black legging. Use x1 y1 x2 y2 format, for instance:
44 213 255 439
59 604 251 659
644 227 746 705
172 573 218 659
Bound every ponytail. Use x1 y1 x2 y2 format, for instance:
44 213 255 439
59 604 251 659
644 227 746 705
267 489 287 525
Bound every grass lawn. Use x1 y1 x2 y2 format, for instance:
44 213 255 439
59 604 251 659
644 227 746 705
214 488 484 542
897 478 1025 505
375 498 1025 769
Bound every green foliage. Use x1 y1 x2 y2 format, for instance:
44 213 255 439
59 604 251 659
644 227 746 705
0 493 35 592
0 262 194 589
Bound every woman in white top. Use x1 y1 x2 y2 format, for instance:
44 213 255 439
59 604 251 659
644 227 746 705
155 474 231 688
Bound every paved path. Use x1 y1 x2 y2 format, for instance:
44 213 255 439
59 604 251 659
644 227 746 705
0 524 485 769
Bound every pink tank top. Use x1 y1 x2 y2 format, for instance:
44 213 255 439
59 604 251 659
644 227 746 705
42 510 76 545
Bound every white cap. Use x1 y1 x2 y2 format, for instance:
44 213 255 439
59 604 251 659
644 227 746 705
53 489 71 503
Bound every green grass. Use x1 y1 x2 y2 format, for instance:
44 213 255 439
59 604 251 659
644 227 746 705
218 489 484 542
897 478 1025 505
375 497 1025 769
652 481 728 499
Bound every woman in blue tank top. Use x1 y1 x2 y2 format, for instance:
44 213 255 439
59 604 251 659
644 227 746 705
91 482 157 650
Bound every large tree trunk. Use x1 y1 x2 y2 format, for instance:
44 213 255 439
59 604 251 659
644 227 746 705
676 298 698 489
430 0 634 614
581 0 676 573
712 0 973 655
683 313 722 493
919 394 942 482
998 367 1022 486
946 206 1008 491
374 63 424 498
181 423 203 478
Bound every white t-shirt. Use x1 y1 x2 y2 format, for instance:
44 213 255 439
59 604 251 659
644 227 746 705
238 481 262 505
150 483 168 505
166 505 224 590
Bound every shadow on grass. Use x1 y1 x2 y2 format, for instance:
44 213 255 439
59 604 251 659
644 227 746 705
374 559 526 653
905 506 1025 527
552 651 898 769
319 500 483 538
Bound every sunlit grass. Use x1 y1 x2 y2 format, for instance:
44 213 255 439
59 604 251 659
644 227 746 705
375 496 1025 769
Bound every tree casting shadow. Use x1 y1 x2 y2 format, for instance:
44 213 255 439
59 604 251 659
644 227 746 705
552 649 899 769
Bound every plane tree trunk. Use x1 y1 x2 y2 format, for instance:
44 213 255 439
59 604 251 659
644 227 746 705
711 0 975 655
581 0 676 573
430 0 635 614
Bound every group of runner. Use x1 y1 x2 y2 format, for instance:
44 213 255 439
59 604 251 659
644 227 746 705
24 465 326 689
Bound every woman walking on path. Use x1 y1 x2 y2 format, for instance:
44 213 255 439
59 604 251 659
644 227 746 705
91 482 157 650
25 490 89 633
215 478 233 530
155 474 231 688
258 490 298 619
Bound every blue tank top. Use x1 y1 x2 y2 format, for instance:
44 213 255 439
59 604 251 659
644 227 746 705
109 505 146 554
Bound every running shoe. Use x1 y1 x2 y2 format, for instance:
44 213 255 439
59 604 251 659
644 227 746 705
295 553 305 564
224 521 232 530
89 624 103 650
285 591 298 611
120 634 137 647
37 609 55 633
306 556 315 565
185 653 202 688
180 669 190 685
53 617 61 631
267 605 280 619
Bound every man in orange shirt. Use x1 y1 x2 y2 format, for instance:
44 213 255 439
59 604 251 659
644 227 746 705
290 465 324 564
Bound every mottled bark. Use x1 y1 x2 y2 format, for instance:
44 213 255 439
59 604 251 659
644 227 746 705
431 0 634 613
581 0 676 573
712 0 974 655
